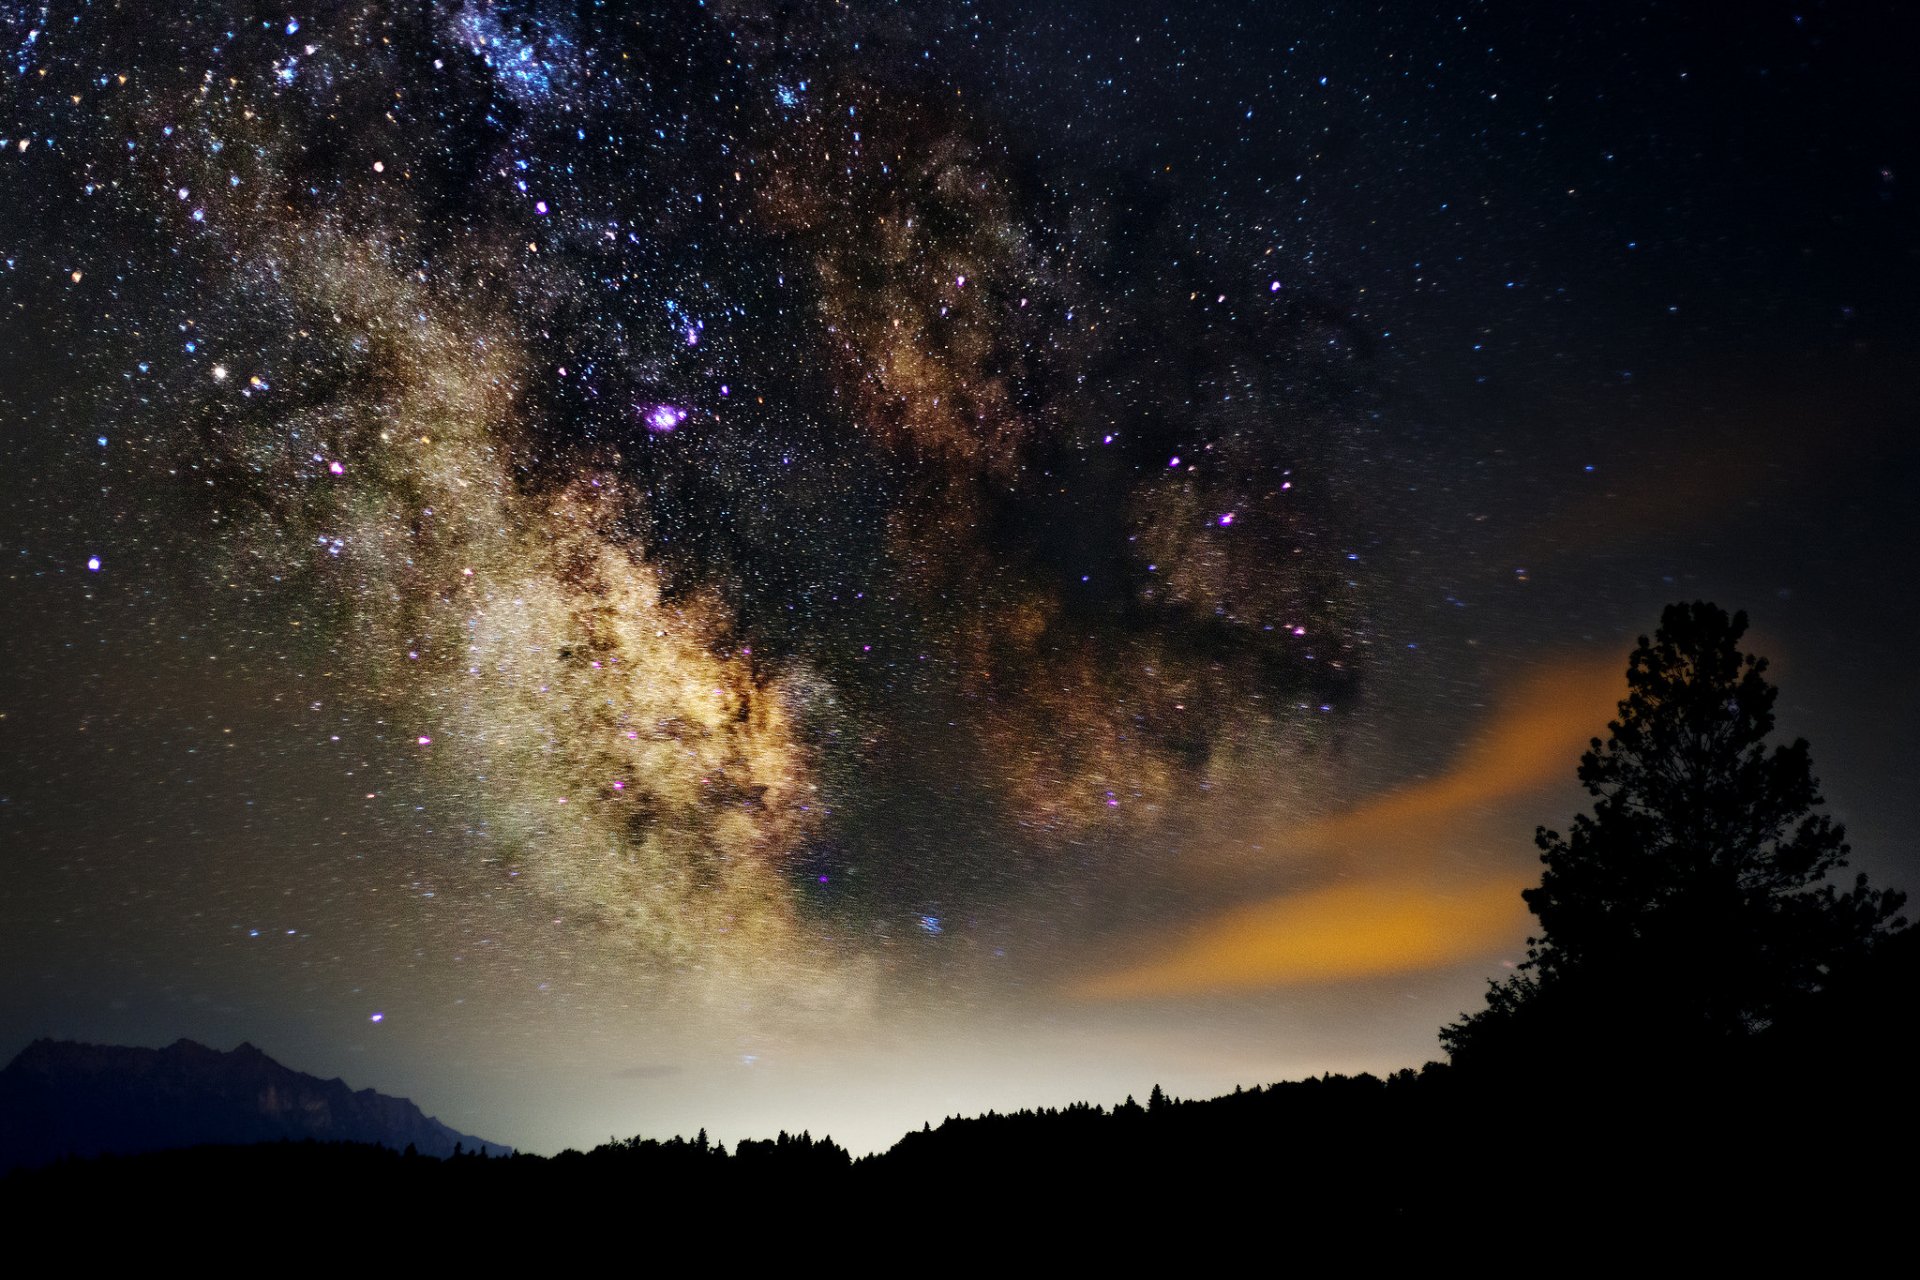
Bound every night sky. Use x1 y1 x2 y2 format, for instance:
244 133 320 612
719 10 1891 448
4 0 1915 1154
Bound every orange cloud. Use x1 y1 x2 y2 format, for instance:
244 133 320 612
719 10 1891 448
1071 655 1625 999
1073 876 1533 999
1295 657 1624 857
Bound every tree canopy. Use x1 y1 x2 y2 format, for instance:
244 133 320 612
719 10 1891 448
1444 602 1907 1069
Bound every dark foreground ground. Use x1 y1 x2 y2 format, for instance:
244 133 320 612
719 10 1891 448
7 1061 1906 1262
11 933 1912 1260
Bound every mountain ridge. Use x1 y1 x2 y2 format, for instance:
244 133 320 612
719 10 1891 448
0 1037 510 1170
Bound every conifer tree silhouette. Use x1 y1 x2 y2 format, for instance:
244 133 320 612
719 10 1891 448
1444 602 1906 1067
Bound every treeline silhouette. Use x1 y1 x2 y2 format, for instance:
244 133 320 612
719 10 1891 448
10 930 1911 1251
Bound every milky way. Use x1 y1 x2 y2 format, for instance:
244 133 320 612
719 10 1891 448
8 0 1919 1154
2 0 1370 1008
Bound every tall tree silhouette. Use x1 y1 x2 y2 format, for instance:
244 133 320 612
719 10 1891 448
1444 602 1906 1068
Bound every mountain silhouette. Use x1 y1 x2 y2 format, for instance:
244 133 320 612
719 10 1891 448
0 1038 509 1170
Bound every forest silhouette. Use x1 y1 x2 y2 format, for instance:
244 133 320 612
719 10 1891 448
7 604 1910 1251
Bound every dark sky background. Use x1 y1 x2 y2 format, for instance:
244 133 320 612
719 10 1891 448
3 0 1914 1153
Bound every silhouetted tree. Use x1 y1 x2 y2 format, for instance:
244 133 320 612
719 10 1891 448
1444 602 1907 1068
